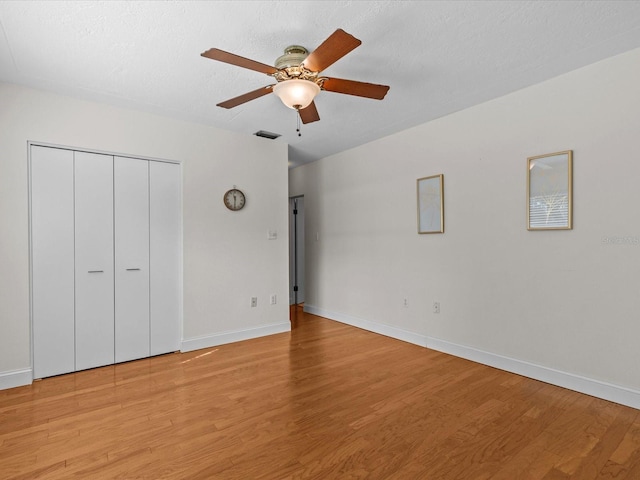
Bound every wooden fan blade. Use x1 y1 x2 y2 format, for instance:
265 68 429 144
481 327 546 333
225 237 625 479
217 85 275 109
299 101 320 124
302 29 362 73
322 77 390 100
201 48 278 75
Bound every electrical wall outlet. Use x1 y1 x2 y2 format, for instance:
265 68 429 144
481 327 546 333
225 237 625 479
251 297 258 308
403 298 409 308
270 294 277 305
433 301 440 314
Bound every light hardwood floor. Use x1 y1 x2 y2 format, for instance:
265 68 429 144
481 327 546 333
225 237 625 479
1 306 639 479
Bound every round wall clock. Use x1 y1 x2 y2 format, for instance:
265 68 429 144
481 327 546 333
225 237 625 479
223 188 246 211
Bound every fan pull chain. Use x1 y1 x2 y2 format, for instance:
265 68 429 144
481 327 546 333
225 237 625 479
296 109 302 137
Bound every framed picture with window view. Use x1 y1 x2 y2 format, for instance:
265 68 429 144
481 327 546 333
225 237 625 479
417 174 444 234
527 150 573 230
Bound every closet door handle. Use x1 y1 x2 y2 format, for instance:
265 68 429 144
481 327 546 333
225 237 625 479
88 270 104 273
126 268 141 271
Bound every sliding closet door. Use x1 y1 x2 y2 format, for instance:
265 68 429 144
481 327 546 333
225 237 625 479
149 161 181 355
114 157 150 363
74 152 115 371
31 146 75 379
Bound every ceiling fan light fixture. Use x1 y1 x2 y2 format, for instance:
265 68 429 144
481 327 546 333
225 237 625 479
273 79 320 110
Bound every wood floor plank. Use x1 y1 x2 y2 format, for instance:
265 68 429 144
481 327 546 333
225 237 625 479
0 305 639 479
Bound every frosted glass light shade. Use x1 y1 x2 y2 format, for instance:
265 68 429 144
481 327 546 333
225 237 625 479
272 79 320 110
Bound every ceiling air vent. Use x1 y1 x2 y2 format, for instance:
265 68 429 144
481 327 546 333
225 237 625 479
254 130 281 140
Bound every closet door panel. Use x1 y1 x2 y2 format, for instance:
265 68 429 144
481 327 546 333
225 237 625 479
149 162 181 355
74 152 115 371
31 146 75 379
114 157 150 363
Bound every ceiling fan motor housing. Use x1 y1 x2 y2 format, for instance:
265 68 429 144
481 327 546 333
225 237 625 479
275 45 309 69
273 45 322 86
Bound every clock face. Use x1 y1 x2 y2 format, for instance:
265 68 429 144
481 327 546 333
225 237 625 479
223 188 246 211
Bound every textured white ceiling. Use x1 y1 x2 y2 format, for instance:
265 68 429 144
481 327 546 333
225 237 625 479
1 1 640 167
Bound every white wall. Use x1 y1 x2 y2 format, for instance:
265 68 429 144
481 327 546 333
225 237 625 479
289 47 640 408
0 82 290 388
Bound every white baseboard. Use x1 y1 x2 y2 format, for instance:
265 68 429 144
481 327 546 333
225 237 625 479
304 304 640 410
0 324 292 390
0 368 32 391
181 322 291 353
426 336 640 410
304 305 427 347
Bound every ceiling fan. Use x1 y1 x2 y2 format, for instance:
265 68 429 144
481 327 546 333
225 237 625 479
201 29 390 125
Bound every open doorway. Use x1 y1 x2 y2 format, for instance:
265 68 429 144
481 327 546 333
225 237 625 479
289 196 305 306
